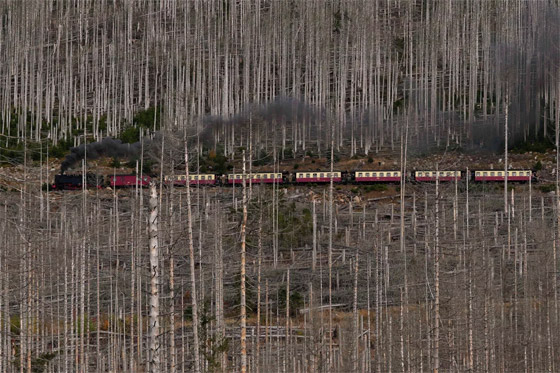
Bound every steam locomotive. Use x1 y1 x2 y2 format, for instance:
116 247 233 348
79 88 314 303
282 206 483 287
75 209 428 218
51 169 537 190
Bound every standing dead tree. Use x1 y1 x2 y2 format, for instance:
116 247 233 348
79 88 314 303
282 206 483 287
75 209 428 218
184 138 201 373
148 180 160 372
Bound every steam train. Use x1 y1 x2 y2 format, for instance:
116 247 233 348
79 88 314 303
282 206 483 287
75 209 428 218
51 169 537 190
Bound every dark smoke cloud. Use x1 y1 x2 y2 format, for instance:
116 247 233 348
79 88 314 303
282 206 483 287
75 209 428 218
200 97 323 143
60 137 145 173
478 2 560 150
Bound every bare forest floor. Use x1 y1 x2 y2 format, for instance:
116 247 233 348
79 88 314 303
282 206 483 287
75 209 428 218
1 150 559 372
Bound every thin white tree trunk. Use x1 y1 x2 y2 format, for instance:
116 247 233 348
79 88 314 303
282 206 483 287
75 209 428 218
185 138 201 373
148 180 160 372
240 150 248 373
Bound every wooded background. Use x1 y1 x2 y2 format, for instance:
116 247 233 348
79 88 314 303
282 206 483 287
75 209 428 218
0 0 558 155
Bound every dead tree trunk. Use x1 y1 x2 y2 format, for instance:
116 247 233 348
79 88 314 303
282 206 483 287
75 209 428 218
185 139 201 373
240 150 248 373
148 180 160 372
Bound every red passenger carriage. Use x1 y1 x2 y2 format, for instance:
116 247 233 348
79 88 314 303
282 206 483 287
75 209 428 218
355 171 401 182
227 172 283 184
474 170 532 182
109 174 150 187
296 171 342 183
414 171 461 182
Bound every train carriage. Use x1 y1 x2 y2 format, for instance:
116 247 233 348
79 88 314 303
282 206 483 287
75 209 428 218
296 171 342 183
355 171 401 182
165 174 216 186
474 170 532 182
414 171 461 182
109 174 150 187
227 172 283 184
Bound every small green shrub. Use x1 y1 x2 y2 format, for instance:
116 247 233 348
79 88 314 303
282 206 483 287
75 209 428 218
365 184 388 192
539 184 556 193
510 139 553 154
534 160 543 171
119 126 140 143
110 157 121 168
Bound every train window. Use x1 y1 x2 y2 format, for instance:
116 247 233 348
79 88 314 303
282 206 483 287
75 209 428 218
306 173 310 178
365 172 369 177
236 175 241 179
201 176 206 180
313 173 317 178
512 172 516 176
490 172 494 176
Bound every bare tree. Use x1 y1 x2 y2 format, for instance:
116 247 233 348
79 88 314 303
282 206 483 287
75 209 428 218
148 180 160 372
